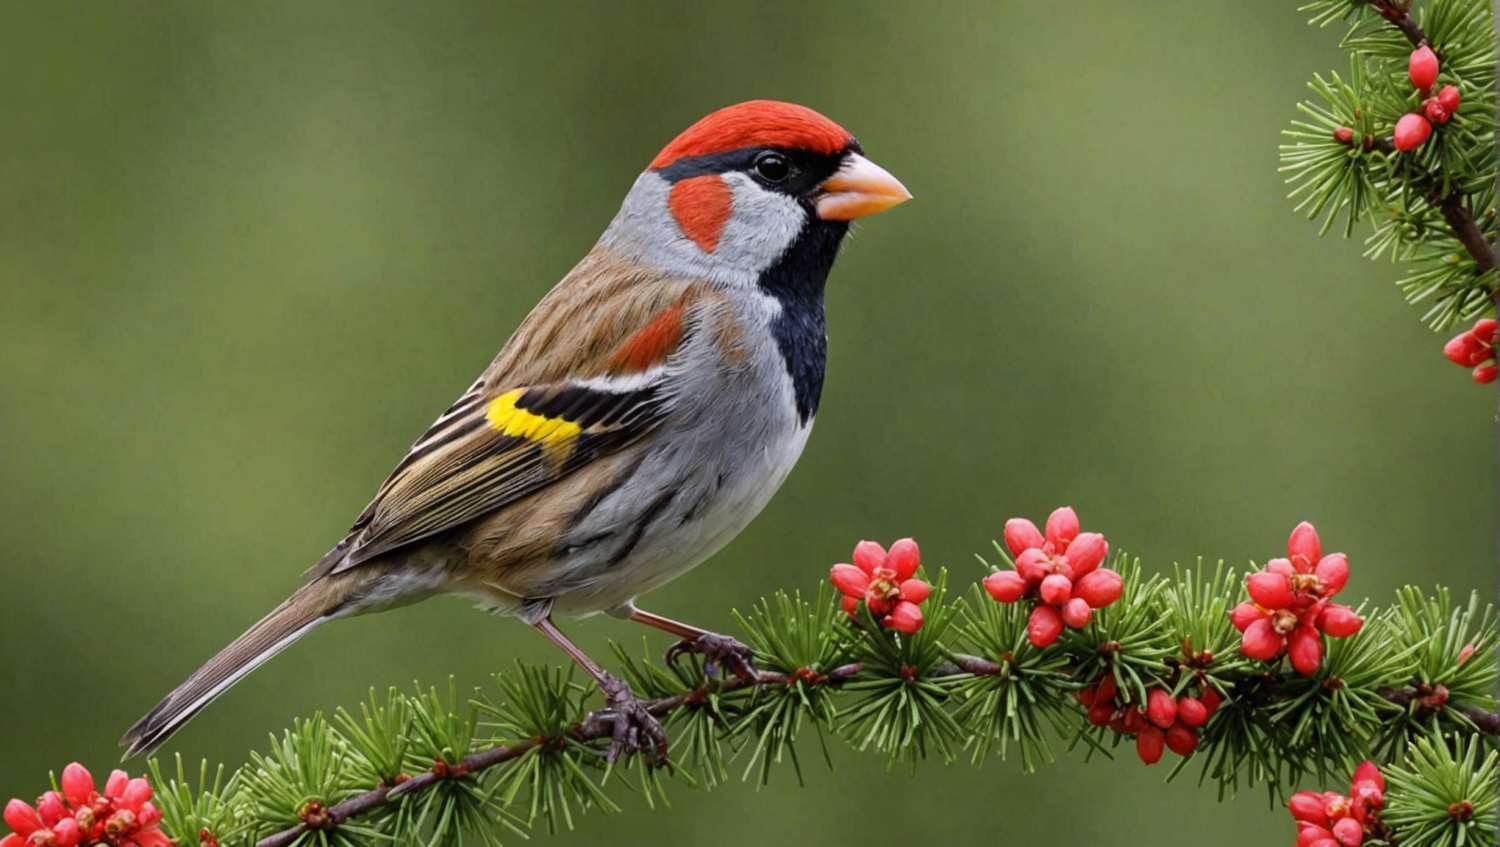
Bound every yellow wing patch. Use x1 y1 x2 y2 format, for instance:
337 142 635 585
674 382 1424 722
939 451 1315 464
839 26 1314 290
486 390 581 462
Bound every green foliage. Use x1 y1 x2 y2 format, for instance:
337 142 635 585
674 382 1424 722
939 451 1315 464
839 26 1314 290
1283 0 1498 330
134 561 1497 847
1384 734 1499 847
948 583 1074 770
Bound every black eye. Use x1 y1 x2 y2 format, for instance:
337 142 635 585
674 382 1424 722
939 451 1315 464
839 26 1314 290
753 152 791 182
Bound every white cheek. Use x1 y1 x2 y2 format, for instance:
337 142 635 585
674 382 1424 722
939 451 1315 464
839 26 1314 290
600 171 807 287
713 172 806 273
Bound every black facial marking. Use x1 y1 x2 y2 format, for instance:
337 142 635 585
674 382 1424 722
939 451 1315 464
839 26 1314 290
758 216 848 424
655 142 858 425
653 143 856 200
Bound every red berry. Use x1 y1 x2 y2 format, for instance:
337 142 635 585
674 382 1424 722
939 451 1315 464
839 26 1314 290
883 600 923 634
886 538 920 581
1291 791 1332 826
900 578 929 604
1288 522 1322 572
1076 686 1097 707
61 763 94 809
1445 331 1488 366
1040 573 1072 605
1333 816 1363 847
1095 674 1118 705
1122 707 1147 733
1424 98 1450 125
1230 601 1265 632
1064 532 1108 578
1474 365 1498 384
1473 318 1497 345
1299 825 1336 847
1087 702 1114 726
983 570 1028 603
1165 722 1200 756
1247 571 1296 609
3 800 41 837
1136 726 1165 764
1176 695 1209 727
853 540 886 574
1289 624 1324 675
1073 568 1123 608
1438 85 1461 114
1242 618 1286 660
1352 761 1384 792
1334 126 1354 144
1015 548 1050 583
1394 113 1432 151
1044 506 1079 549
1027 603 1064 647
1003 518 1045 557
53 819 81 847
1409 45 1439 91
1318 603 1363 638
1200 686 1223 715
36 793 65 827
1147 688 1178 729
830 564 870 598
1315 553 1349 597
1061 597 1093 628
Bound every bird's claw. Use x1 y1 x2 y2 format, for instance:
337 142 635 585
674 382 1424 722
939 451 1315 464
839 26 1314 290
582 673 668 765
665 632 759 682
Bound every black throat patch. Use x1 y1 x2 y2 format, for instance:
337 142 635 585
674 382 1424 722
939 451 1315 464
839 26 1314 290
757 218 848 424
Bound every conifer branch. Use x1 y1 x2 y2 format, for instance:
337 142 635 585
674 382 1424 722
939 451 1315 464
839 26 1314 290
1362 0 1429 48
254 663 865 847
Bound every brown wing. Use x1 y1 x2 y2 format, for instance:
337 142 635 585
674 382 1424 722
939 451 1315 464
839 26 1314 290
307 250 703 578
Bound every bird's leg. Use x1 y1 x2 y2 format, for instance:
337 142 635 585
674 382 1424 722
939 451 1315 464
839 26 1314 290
532 617 667 764
628 608 758 682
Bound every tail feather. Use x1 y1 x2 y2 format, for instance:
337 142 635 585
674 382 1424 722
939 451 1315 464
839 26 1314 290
121 583 335 758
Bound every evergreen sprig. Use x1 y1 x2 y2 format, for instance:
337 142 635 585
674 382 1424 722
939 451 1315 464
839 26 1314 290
124 553 1497 847
1283 0 1498 330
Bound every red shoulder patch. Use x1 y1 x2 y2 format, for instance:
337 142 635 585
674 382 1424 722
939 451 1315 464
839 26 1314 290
649 100 852 169
610 298 689 374
668 175 733 253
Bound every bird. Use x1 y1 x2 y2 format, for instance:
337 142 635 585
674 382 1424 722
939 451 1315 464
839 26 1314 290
121 99 910 761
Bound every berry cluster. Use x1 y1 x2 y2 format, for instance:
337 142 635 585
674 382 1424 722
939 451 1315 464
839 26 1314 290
831 538 930 634
1289 762 1386 847
1393 45 1461 151
1077 675 1222 765
1443 318 1497 384
3 763 168 847
981 508 1123 647
1231 522 1362 675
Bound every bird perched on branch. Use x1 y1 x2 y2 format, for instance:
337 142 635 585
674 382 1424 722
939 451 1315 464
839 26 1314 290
122 100 910 761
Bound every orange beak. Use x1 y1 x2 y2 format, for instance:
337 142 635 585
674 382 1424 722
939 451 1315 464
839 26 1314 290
814 153 912 221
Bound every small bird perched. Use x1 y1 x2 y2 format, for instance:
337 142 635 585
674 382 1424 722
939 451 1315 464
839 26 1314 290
121 100 910 760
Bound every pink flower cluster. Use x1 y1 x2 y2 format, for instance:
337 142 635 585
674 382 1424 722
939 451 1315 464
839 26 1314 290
3 763 168 847
1444 318 1497 384
1231 522 1362 675
1289 762 1386 847
982 507 1122 647
830 538 930 634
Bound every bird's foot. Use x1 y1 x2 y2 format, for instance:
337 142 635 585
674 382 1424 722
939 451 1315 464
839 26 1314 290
665 632 759 682
581 673 668 765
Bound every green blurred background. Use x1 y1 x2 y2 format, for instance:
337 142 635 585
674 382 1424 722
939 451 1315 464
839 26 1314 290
2 1 1495 844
